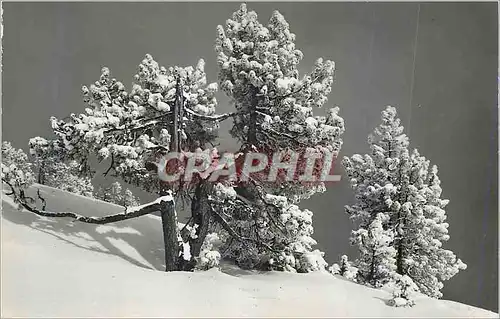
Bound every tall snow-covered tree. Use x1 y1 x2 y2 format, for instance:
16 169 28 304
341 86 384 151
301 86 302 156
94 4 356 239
49 55 224 271
343 105 466 298
400 150 467 298
5 54 228 272
210 3 345 272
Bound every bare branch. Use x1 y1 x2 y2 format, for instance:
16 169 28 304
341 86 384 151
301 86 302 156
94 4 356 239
210 206 277 253
37 189 47 210
3 178 170 225
103 153 115 177
184 108 239 122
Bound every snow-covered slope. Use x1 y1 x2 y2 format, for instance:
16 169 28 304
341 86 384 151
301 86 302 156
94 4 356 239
1 184 497 318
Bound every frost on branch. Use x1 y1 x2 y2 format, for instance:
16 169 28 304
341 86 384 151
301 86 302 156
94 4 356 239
2 142 35 201
343 106 466 298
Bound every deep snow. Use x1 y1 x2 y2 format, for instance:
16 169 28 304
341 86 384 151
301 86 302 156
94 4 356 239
1 184 497 318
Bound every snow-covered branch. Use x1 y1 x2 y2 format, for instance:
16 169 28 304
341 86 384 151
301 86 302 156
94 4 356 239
4 179 172 225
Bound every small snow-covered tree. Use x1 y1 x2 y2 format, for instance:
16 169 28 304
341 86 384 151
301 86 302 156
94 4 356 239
96 181 140 207
211 3 344 272
329 255 358 281
387 274 419 307
122 188 140 207
29 137 94 197
343 106 466 298
95 181 122 203
351 213 396 287
29 136 54 185
51 161 94 197
2 141 35 202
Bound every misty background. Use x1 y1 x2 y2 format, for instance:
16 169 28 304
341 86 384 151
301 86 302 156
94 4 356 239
2 2 498 312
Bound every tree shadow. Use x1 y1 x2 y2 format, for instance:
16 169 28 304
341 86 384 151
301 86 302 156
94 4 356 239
218 261 269 277
2 186 167 272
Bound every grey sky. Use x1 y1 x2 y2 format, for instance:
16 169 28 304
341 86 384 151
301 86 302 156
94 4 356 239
2 2 497 312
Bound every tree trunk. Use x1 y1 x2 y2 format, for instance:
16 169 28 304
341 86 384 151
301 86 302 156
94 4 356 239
159 74 184 272
190 182 212 259
160 189 180 272
369 249 376 285
38 161 45 184
247 86 258 147
396 236 404 275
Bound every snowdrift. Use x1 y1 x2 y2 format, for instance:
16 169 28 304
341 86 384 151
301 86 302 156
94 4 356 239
1 184 497 318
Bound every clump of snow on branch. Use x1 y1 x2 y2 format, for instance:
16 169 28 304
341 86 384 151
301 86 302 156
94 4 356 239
195 232 222 270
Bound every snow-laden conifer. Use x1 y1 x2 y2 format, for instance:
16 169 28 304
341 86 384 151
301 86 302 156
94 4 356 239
343 106 466 298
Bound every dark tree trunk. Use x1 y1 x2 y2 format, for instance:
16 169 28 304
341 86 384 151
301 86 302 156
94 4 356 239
160 74 184 272
395 211 404 275
247 86 258 147
369 249 376 285
396 237 404 275
160 189 180 272
190 182 213 259
38 161 45 184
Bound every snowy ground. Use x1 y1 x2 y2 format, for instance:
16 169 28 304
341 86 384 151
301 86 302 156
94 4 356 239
1 184 498 318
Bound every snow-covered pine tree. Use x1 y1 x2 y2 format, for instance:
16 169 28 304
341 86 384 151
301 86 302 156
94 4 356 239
1 141 35 203
211 3 345 272
402 150 467 298
122 188 140 207
15 54 227 271
351 213 396 287
29 136 54 185
29 137 94 197
328 254 358 281
343 105 466 298
388 274 419 307
96 181 140 207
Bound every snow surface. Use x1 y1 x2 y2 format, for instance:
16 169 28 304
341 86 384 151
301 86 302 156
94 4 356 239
1 184 498 318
